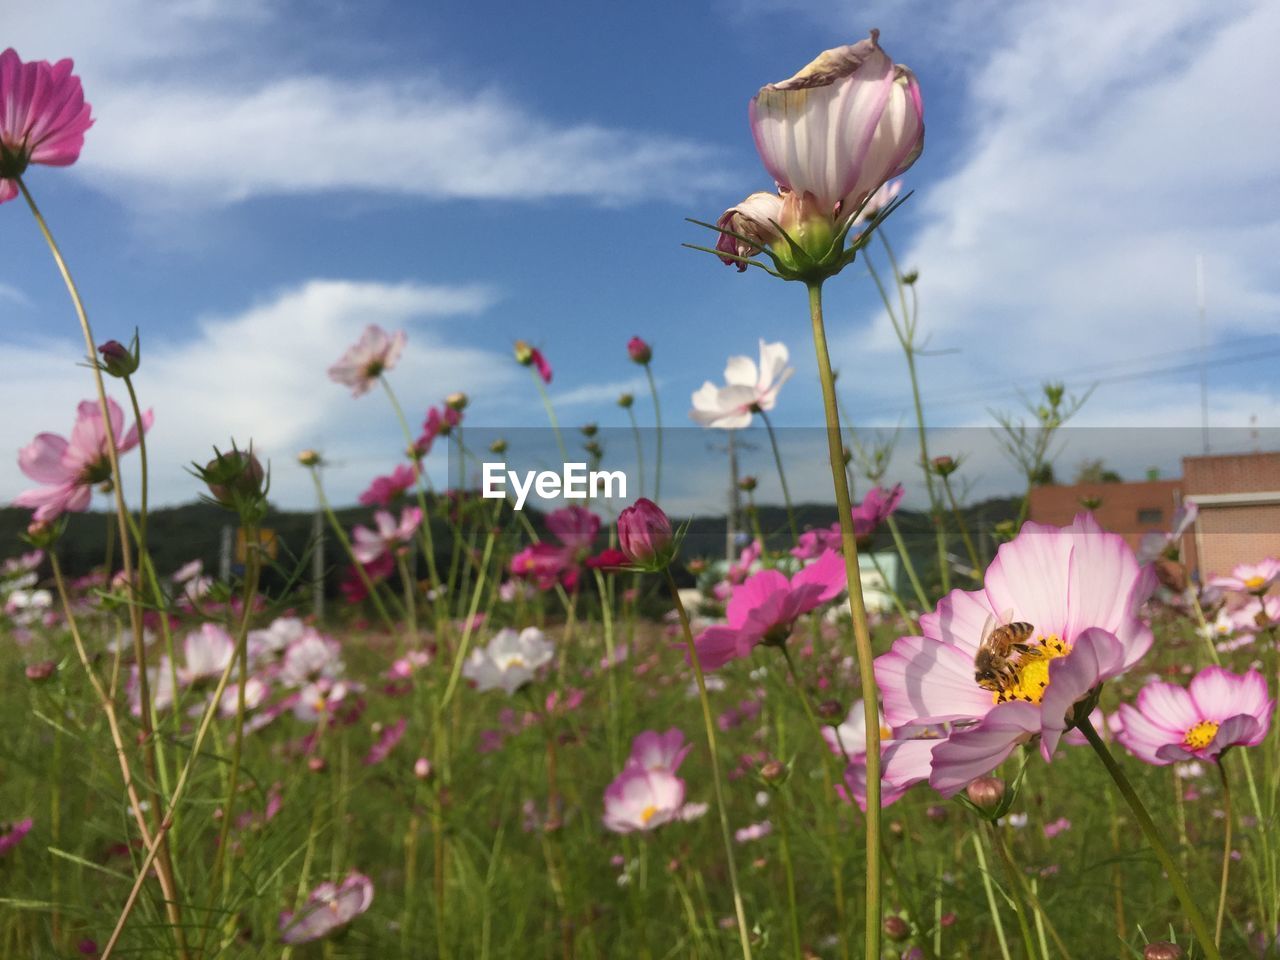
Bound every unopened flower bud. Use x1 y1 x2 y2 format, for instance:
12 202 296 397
966 776 1006 813
759 760 787 784
98 339 139 378
584 440 603 458
817 699 846 724
617 392 634 409
202 447 266 511
414 757 433 780
297 449 321 467
842 446 853 466
25 660 56 682
580 422 598 438
1143 943 1183 960
738 475 757 492
931 455 958 477
308 756 327 773
627 336 652 365
883 915 909 942
617 498 676 571
1079 495 1102 511
445 391 468 411
513 340 535 366
687 558 707 575
489 438 508 455
901 270 920 285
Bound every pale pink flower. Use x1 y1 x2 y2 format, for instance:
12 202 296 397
0 49 93 204
825 700 938 810
1116 666 1274 765
734 820 772 843
280 632 344 688
279 872 374 945
327 325 405 397
625 729 691 775
602 766 686 834
1209 559 1280 595
14 399 153 522
694 550 845 670
749 32 923 226
792 485 904 559
0 817 33 856
715 191 784 269
219 677 269 717
874 513 1156 797
1042 817 1072 839
1137 501 1198 564
690 340 793 429
351 506 422 564
180 623 234 686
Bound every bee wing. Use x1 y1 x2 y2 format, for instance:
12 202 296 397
997 608 1014 627
978 611 997 647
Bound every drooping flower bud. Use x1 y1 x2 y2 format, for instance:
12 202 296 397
25 660 56 682
627 336 652 365
965 776 1006 813
817 699 846 725
1079 495 1102 511
1143 943 1183 960
297 449 322 467
617 498 676 571
98 338 139 378
514 340 534 365
883 915 910 942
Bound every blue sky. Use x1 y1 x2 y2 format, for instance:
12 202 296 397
3 0 1278 514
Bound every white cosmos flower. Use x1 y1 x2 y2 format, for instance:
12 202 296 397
690 340 793 430
463 627 554 695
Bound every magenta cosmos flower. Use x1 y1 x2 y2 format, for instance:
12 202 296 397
625 728 691 774
0 49 93 204
792 484 904 559
514 340 552 384
510 505 600 591
874 513 1156 797
14 398 153 522
358 464 417 507
603 765 686 834
717 31 923 269
351 506 422 564
695 549 845 670
616 498 674 569
1116 667 1274 765
279 872 374 945
327 324 406 397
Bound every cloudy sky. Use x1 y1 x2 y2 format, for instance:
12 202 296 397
3 0 1277 516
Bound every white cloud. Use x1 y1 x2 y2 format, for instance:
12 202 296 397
0 279 520 509
8 1 728 207
729 0 1280 435
550 376 652 409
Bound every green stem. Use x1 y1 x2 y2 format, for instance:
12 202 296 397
644 363 663 502
941 473 983 583
662 568 753 960
20 176 187 960
972 831 1013 960
885 513 929 610
1216 760 1233 949
626 406 646 501
380 377 442 592
758 408 799 543
808 281 882 959
1079 716 1221 959
533 370 569 464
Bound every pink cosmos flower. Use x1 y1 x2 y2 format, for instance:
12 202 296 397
0 817 33 856
1137 501 1198 564
627 336 652 364
1209 559 1280 595
363 717 407 766
358 464 417 507
792 484 904 559
602 766 686 834
416 405 461 457
280 632 345 688
690 340 793 429
351 506 422 564
515 340 553 384
734 821 772 843
327 325 406 397
874 513 1156 798
625 728 691 774
0 49 93 204
510 506 600 591
1116 667 1274 765
750 32 922 226
279 872 374 945
14 398 153 522
694 550 845 670
340 552 394 604
617 498 674 568
179 623 235 687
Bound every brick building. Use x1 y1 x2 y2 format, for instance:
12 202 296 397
1026 451 1280 582
1183 451 1280 581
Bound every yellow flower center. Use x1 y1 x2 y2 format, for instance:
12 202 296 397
1244 575 1266 591
993 635 1070 705
1183 720 1220 751
640 805 658 825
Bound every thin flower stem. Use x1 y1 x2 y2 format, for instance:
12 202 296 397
626 406 646 500
380 376 442 592
397 551 419 649
662 568 753 960
1079 716 1221 960
1216 760 1234 948
988 825 1038 960
533 370 569 464
758 409 799 543
592 568 624 766
19 177 187 960
941 473 983 583
885 513 930 610
775 789 804 960
644 362 663 502
808 280 882 959
972 831 1013 960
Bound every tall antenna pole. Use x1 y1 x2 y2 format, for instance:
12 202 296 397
1196 253 1209 455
